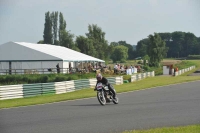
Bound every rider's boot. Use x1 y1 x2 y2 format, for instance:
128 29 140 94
110 89 116 99
108 83 116 99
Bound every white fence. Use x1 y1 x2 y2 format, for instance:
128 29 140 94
54 81 75 94
0 76 123 100
174 66 196 76
0 85 23 100
131 71 155 82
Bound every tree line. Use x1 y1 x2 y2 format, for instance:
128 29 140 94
39 11 200 67
137 32 200 58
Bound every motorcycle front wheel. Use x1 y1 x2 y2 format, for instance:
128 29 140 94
97 91 106 105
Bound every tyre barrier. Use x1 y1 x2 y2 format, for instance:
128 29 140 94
131 71 155 82
0 76 123 100
174 66 195 76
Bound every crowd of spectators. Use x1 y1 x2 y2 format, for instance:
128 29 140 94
114 63 140 74
69 63 142 75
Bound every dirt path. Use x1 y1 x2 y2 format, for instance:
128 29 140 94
161 59 182 64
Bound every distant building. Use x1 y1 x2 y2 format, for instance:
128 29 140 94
0 42 104 75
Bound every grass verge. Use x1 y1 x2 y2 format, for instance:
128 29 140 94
123 125 200 133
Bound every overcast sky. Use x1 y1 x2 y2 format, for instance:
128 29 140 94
0 0 199 45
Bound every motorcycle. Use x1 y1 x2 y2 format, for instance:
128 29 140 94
95 83 119 105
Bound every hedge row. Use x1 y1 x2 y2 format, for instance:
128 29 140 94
0 73 97 85
187 55 200 59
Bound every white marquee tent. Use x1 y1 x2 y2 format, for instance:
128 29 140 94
0 42 105 74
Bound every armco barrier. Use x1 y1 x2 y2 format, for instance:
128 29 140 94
0 76 123 100
107 77 116 85
116 76 123 85
89 78 97 88
54 81 75 94
23 83 42 98
0 85 23 100
66 81 75 92
88 76 123 88
41 82 55 95
55 81 66 94
74 79 90 90
131 71 155 82
174 66 195 76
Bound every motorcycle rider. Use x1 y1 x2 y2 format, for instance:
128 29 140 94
95 73 116 99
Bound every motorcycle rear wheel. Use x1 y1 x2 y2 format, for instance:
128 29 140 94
112 97 119 104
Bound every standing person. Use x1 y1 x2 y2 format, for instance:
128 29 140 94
170 65 173 74
95 73 117 99
114 64 118 73
175 67 179 72
121 65 125 74
130 65 133 74
56 63 60 74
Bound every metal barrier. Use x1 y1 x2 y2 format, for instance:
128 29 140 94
174 66 195 76
0 68 84 75
131 71 155 82
23 83 42 98
0 76 123 100
0 85 23 100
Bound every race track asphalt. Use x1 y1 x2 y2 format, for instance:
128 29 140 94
0 80 200 133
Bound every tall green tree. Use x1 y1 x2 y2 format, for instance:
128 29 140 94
75 36 96 56
137 32 199 58
110 42 119 47
171 31 185 58
51 11 59 45
136 39 149 57
118 41 135 59
58 12 78 50
148 33 168 67
183 32 198 56
59 12 66 45
42 11 79 50
158 33 172 57
138 43 148 57
197 37 200 54
85 24 109 60
60 30 74 49
43 11 53 44
110 45 128 63
110 41 136 59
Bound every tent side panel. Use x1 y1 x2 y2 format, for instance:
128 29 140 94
41 61 62 74
0 62 9 75
63 61 69 73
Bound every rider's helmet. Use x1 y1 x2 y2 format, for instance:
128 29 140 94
96 73 102 81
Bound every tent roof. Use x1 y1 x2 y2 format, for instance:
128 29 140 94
0 42 105 62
